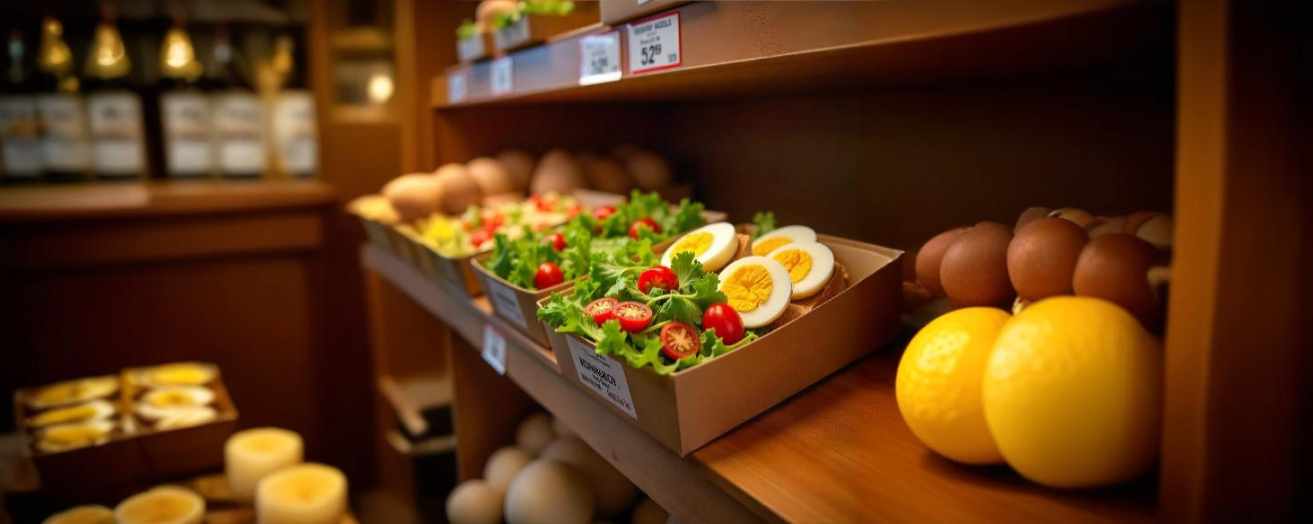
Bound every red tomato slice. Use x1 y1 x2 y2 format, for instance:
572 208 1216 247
659 322 700 360
615 301 653 333
470 229 491 248
546 232 567 252
585 298 618 326
534 262 564 289
702 303 745 344
637 266 678 294
628 217 661 239
593 205 617 222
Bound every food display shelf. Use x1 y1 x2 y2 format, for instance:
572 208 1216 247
361 244 1156 523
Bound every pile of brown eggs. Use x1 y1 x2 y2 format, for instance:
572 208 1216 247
913 207 1172 328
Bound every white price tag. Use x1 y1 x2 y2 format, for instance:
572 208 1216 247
627 12 681 75
448 71 467 103
567 336 637 419
579 32 622 86
488 279 528 329
482 325 508 375
491 57 514 96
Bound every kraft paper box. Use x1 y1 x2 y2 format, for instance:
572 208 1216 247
493 4 602 53
544 234 902 455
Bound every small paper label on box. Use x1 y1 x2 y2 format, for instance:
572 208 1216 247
448 71 467 103
568 336 637 419
458 35 485 62
488 280 528 329
482 324 508 375
491 56 514 95
495 17 531 50
579 32 622 86
627 12 681 74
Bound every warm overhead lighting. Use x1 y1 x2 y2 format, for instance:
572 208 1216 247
367 72 394 103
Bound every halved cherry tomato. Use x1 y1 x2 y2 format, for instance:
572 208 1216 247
628 217 661 239
470 229 492 248
534 262 564 289
546 232 567 252
615 301 653 333
702 303 744 344
566 203 583 218
659 322 700 360
530 193 557 212
592 205 617 222
585 298 618 326
637 266 678 294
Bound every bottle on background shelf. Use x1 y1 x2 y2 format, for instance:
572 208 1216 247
83 6 148 180
1 29 45 182
35 16 92 182
270 35 317 178
157 14 213 178
205 25 265 179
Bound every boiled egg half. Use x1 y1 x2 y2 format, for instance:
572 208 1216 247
38 420 115 453
717 256 793 328
142 362 217 387
751 225 817 257
661 222 738 272
767 242 836 300
27 399 117 428
137 386 215 421
27 376 119 409
154 406 218 430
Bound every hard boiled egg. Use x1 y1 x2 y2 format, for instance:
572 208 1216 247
27 399 117 428
38 419 115 453
717 256 792 328
661 222 737 272
751 225 817 256
137 386 215 421
766 242 835 300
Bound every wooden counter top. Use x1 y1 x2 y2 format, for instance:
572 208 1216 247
0 180 337 223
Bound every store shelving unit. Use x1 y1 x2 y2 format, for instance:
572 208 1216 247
361 1 1309 522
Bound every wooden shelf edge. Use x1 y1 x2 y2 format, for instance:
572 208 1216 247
0 180 336 223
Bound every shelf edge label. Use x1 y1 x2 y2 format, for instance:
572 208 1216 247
567 336 637 419
486 278 528 329
579 31 622 86
482 324 508 375
448 71 467 103
627 11 681 75
491 56 514 96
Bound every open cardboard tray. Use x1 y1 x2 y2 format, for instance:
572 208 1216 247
470 208 729 350
14 367 239 500
543 234 903 455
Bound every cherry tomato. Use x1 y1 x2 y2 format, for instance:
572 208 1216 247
637 266 678 294
546 232 567 252
534 262 564 289
593 205 617 222
585 298 618 326
702 303 744 344
481 210 505 231
470 229 491 248
628 217 661 239
530 193 557 212
615 301 653 333
566 203 583 218
659 322 700 360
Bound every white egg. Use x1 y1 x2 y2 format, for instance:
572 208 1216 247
660 222 737 272
136 386 215 421
716 256 792 328
154 406 218 430
750 225 817 257
766 242 836 300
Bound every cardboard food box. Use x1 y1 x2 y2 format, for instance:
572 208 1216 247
472 253 575 352
15 366 239 499
457 32 492 63
544 234 903 455
492 6 601 52
600 0 692 25
409 237 486 299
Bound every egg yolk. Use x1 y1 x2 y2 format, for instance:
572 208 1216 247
723 265 774 313
752 236 793 256
671 231 714 257
149 391 195 407
45 425 105 445
151 365 209 385
772 249 813 283
33 405 96 426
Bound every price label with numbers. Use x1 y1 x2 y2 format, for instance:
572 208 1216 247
448 71 467 103
579 32 622 86
491 56 514 95
627 11 681 75
482 324 508 375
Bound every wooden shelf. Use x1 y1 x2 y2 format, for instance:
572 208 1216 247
0 180 335 223
361 244 1156 523
432 0 1166 109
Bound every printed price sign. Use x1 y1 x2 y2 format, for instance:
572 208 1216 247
448 71 467 103
627 12 681 75
568 336 637 418
579 32 622 86
482 325 508 375
491 56 514 95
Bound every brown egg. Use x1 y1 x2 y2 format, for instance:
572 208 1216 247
625 150 672 190
1073 233 1159 323
1123 212 1173 250
1007 217 1088 300
531 149 586 195
434 163 483 215
496 149 536 192
914 227 967 296
940 222 1014 306
1047 207 1096 228
1014 207 1052 233
383 173 444 222
1087 216 1126 238
580 154 635 195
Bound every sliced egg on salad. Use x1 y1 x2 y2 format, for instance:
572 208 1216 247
717 256 792 328
27 399 116 428
767 241 836 300
661 222 738 272
751 225 817 256
137 386 215 420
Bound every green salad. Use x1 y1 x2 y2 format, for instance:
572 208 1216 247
589 190 707 243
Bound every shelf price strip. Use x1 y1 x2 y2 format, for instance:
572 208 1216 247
627 11 681 75
567 336 637 418
491 56 514 96
579 31 622 86
482 324 508 375
447 70 467 103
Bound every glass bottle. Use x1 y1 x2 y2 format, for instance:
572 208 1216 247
35 17 92 182
205 26 265 179
1 30 45 182
83 7 148 180
158 16 211 178
270 35 317 178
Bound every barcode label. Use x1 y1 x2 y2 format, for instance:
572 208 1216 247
579 32 622 86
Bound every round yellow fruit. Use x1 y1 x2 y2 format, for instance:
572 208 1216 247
896 307 1010 464
982 296 1161 488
